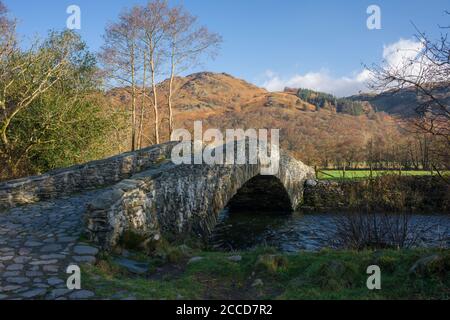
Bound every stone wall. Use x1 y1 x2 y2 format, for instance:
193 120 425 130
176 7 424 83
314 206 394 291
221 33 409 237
0 142 178 210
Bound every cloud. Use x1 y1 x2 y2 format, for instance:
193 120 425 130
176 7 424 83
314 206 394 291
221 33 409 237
261 38 424 97
382 38 424 68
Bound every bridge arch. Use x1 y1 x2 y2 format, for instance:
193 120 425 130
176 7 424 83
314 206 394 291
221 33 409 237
226 175 293 213
84 143 315 250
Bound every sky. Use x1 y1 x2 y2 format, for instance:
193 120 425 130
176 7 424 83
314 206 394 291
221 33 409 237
3 0 449 96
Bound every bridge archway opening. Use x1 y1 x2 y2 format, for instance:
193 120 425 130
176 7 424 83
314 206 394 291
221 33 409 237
226 175 293 214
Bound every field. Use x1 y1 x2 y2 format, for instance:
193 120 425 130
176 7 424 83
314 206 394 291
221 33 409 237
82 247 450 300
317 170 441 181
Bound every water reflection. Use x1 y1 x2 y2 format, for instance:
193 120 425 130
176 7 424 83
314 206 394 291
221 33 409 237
210 208 450 252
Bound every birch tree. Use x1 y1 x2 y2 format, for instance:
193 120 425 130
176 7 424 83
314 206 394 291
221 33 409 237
139 0 169 145
166 5 221 136
100 7 142 151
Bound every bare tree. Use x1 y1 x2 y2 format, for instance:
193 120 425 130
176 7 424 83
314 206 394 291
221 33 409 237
369 12 450 178
0 1 15 61
137 50 147 149
140 0 169 145
165 5 222 137
100 7 142 151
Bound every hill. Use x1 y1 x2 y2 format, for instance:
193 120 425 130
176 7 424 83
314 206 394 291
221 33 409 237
348 83 450 116
106 72 411 167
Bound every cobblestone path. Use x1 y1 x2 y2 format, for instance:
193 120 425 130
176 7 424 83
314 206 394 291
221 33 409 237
0 190 106 300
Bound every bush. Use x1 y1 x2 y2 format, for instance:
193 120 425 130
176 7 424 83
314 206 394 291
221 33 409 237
332 210 441 250
255 254 289 274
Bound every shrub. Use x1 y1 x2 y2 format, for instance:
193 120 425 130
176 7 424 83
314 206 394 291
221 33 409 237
255 254 288 274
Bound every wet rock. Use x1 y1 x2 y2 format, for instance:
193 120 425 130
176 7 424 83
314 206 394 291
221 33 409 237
6 277 30 284
228 255 242 262
47 277 64 286
0 255 13 261
73 245 98 256
40 244 63 253
20 288 47 299
114 258 149 275
72 256 96 264
14 256 31 264
0 285 21 292
188 257 204 264
42 265 59 273
25 271 44 277
30 259 58 266
252 279 264 287
68 290 95 300
305 179 318 187
6 264 24 271
409 254 441 275
47 289 71 299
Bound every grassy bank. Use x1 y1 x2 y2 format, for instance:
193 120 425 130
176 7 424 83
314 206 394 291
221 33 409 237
317 170 444 181
82 247 450 300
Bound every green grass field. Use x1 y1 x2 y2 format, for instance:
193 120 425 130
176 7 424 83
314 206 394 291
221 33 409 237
83 247 450 300
317 170 442 181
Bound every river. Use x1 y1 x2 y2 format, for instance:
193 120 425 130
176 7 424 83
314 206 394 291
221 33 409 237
210 209 450 252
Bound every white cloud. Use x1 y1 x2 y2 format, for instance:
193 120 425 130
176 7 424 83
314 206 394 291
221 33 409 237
382 38 424 68
261 38 424 97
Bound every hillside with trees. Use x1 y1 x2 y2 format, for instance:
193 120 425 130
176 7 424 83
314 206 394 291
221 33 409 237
107 71 445 172
0 0 448 182
295 88 374 116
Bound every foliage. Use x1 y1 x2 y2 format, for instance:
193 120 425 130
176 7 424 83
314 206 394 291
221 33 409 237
0 28 123 179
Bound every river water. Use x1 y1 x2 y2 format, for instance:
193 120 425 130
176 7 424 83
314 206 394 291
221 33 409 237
210 209 450 252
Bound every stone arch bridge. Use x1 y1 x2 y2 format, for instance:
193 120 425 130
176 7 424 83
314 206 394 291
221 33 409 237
0 142 314 252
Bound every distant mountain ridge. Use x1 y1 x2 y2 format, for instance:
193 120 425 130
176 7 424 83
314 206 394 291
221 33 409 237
348 82 450 116
108 72 450 120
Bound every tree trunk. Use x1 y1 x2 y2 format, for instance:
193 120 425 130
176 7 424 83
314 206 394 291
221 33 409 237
130 44 137 152
138 51 147 150
168 42 176 139
149 46 159 145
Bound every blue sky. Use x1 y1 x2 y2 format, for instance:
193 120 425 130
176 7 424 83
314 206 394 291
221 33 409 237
4 0 449 96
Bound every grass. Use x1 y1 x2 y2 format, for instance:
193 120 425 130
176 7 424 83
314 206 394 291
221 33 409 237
317 170 442 181
82 247 450 300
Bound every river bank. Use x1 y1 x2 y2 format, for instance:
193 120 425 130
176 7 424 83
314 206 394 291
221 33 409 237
82 246 450 300
80 174 450 300
302 175 449 213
